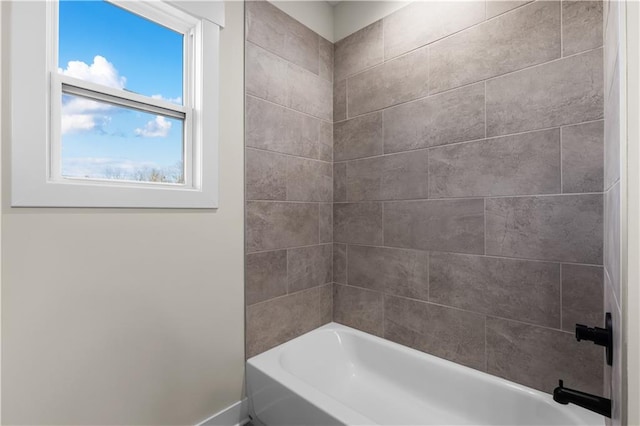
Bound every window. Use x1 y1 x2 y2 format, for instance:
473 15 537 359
10 0 224 208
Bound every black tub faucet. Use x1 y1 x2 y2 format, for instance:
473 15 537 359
553 380 611 418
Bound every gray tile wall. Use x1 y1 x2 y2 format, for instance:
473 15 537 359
332 0 605 395
603 0 623 424
245 0 609 400
245 1 333 358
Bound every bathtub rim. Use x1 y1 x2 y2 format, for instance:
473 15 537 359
247 322 604 426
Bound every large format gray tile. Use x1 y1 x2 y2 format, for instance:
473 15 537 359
333 243 347 284
346 150 429 201
486 317 603 395
319 284 333 325
246 43 332 121
319 37 333 82
334 202 383 245
384 199 485 254
319 121 333 162
562 121 604 193
385 295 486 370
247 201 319 252
286 157 332 202
246 250 287 306
605 182 620 303
246 149 287 200
383 1 485 60
246 96 329 161
334 162 347 202
605 60 621 189
383 83 485 153
333 284 384 336
486 48 603 136
562 1 603 56
319 203 333 243
334 21 383 81
348 46 429 117
334 113 383 161
429 129 561 198
485 195 603 264
348 245 429 301
430 253 560 328
246 287 322 357
562 264 604 332
288 61 333 121
246 0 319 74
334 79 347 122
288 244 332 293
246 42 289 108
485 1 532 19
604 0 620 103
429 1 560 94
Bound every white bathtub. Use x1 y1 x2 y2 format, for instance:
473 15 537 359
247 323 603 426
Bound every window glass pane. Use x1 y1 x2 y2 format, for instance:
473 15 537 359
58 0 183 104
61 93 184 184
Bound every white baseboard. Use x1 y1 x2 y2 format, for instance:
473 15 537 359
196 398 249 426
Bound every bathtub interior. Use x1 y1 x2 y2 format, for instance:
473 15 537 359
248 323 603 426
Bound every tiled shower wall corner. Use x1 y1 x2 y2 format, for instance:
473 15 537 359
244 0 334 358
245 0 609 397
332 0 605 396
603 0 623 424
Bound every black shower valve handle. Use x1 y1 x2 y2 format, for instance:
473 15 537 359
575 313 613 366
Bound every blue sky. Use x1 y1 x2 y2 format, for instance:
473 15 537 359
59 0 185 182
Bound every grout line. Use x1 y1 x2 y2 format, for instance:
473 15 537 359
332 191 605 203
246 93 333 125
560 0 564 57
484 81 488 138
484 315 488 372
318 203 321 248
345 75 349 120
249 284 329 309
484 198 487 255
560 264 564 330
247 242 333 256
335 119 603 163
342 46 603 122
247 40 328 85
285 249 291 294
343 0 534 77
247 199 331 204
337 282 573 335
330 243 605 269
560 126 564 193
345 244 349 286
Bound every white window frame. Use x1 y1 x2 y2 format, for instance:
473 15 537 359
10 0 223 208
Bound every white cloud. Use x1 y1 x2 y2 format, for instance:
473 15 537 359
151 94 182 105
58 56 177 137
135 116 172 138
61 114 96 134
59 56 126 135
59 55 126 89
